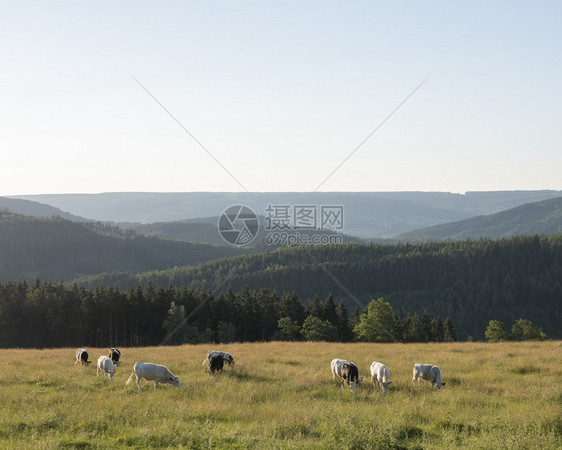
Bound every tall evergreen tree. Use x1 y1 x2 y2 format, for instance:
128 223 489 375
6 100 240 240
430 317 444 342
336 300 352 342
419 309 432 342
406 312 420 342
278 291 306 325
323 293 339 325
307 294 324 319
349 306 361 331
444 316 457 342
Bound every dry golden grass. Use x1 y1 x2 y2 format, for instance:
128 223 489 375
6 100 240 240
0 341 560 448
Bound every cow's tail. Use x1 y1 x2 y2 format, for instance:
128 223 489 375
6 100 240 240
125 371 135 385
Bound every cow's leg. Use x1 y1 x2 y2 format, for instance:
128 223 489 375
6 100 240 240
135 374 142 391
154 380 159 391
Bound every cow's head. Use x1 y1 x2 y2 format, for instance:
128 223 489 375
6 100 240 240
169 376 181 388
382 381 392 393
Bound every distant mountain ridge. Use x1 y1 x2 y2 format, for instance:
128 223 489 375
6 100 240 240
397 197 562 242
10 190 562 238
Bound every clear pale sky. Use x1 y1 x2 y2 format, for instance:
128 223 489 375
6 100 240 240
2 1 561 195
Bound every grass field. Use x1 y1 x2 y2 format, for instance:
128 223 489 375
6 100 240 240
0 341 560 448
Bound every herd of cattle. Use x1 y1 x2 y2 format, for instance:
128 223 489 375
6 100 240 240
331 358 445 392
75 348 444 392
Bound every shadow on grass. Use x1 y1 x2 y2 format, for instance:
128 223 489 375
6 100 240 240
224 369 272 383
433 419 480 436
264 358 302 366
511 366 541 375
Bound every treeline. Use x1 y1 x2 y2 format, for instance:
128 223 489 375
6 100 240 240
78 235 562 340
0 281 457 348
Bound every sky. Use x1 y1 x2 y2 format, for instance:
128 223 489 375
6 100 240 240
1 1 561 195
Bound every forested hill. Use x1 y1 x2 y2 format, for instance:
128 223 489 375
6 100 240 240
124 216 364 246
0 212 244 281
397 197 562 242
0 197 88 222
77 235 562 340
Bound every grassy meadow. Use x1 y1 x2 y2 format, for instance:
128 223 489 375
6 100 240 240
0 341 560 448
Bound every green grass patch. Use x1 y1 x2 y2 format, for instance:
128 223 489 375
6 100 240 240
0 342 560 448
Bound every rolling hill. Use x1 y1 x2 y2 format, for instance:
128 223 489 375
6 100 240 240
396 197 562 242
76 235 562 340
0 197 88 222
0 211 245 282
124 216 364 246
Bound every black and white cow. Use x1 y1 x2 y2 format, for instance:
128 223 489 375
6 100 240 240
108 348 121 367
208 354 224 375
331 358 363 392
75 348 91 366
202 351 235 368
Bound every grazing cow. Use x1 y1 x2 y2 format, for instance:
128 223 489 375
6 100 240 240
202 351 235 367
413 363 445 390
108 348 121 367
126 362 180 391
97 356 115 381
75 348 91 366
370 361 392 394
331 359 363 392
208 354 224 375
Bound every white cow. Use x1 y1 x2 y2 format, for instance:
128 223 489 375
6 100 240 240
370 361 392 394
413 363 445 390
202 351 235 367
97 356 115 381
75 348 91 366
126 362 181 391
331 358 363 392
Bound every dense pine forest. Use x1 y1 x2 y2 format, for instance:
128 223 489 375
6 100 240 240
78 234 562 340
0 281 458 348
